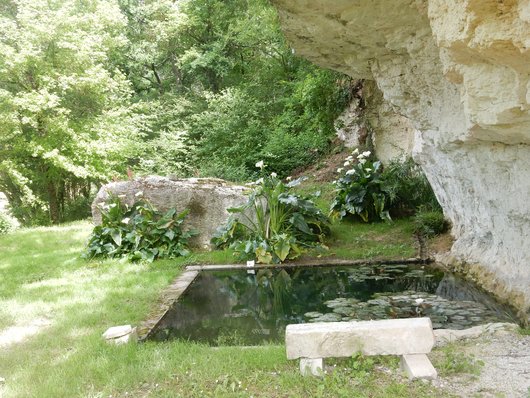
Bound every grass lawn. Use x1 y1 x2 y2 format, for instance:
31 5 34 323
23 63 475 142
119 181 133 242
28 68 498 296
0 221 449 398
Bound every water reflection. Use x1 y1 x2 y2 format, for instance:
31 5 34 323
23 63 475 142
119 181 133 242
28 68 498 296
148 264 514 345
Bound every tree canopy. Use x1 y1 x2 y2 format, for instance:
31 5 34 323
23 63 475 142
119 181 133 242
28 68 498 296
0 0 351 225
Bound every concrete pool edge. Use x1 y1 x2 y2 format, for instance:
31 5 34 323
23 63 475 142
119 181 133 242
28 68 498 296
186 257 433 272
137 269 200 341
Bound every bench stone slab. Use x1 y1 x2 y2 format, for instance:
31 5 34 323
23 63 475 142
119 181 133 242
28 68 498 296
286 318 434 360
400 354 437 380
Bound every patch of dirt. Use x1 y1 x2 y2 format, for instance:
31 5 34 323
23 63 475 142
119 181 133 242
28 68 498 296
290 144 352 182
0 318 52 348
428 233 454 257
432 330 530 397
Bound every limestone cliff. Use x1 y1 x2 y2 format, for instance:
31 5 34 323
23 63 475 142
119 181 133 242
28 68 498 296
335 81 416 163
272 0 530 321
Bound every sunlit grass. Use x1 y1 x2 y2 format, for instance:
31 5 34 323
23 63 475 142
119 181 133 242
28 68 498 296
326 218 417 260
0 221 443 398
295 181 418 261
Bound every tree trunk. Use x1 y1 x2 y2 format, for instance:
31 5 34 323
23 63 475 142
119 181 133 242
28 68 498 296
47 181 60 224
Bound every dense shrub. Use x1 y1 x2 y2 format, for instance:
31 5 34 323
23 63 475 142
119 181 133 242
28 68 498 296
212 163 330 263
414 209 449 237
330 150 442 223
0 212 16 234
382 158 441 215
330 149 391 222
85 197 196 262
187 69 352 181
63 196 92 222
260 128 330 178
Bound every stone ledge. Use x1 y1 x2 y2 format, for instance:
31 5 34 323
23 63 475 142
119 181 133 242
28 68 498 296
286 318 435 360
434 322 519 346
186 257 432 272
137 269 199 341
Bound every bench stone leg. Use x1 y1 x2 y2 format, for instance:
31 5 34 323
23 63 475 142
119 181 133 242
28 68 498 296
400 354 437 380
300 358 323 376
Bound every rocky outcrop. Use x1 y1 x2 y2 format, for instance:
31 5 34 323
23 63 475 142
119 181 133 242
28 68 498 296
335 81 416 163
272 0 530 321
92 176 249 248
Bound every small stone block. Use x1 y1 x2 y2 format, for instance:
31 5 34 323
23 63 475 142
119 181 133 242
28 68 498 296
102 325 133 339
103 325 137 345
400 354 437 380
300 358 323 376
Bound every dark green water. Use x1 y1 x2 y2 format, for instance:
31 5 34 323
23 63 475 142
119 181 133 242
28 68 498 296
148 264 515 345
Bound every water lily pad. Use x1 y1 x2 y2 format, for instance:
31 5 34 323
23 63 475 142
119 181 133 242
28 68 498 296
304 311 323 318
310 313 342 322
367 298 390 306
333 306 353 316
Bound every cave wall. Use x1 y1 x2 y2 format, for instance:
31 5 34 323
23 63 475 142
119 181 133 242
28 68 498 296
272 0 530 320
335 81 417 163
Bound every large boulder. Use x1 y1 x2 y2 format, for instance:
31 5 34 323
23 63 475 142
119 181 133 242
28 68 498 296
92 176 249 248
271 0 530 321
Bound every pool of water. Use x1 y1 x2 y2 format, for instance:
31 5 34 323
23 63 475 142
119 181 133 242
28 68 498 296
147 264 515 345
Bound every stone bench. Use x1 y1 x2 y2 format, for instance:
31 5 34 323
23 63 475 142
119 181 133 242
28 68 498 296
285 317 437 380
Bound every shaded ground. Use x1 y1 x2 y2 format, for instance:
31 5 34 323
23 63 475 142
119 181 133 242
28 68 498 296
432 331 530 398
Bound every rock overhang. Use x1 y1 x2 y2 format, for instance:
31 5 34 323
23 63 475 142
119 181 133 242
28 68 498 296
271 0 530 322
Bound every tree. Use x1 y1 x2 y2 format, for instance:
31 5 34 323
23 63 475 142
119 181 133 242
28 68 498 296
0 0 140 224
119 0 350 181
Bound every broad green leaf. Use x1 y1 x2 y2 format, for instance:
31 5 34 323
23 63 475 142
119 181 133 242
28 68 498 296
273 239 290 262
111 230 122 246
255 247 272 264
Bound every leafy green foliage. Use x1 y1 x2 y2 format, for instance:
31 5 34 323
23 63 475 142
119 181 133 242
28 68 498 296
436 345 484 376
85 197 196 262
121 0 351 182
331 151 442 223
349 352 376 376
0 0 141 225
1 0 351 225
382 158 441 216
0 211 16 234
414 209 448 238
212 166 330 263
330 150 391 222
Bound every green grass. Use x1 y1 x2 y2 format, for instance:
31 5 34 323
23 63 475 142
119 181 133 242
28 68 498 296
0 221 442 397
295 181 418 261
518 327 530 336
324 219 416 260
432 344 484 377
